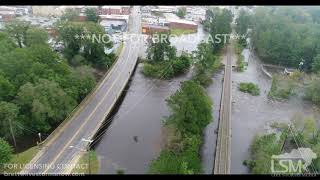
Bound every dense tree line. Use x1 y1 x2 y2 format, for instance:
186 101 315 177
176 7 187 19
149 81 212 174
245 116 320 174
56 21 114 70
143 33 191 79
203 7 233 53
0 20 98 147
251 7 320 72
192 42 220 87
235 9 252 47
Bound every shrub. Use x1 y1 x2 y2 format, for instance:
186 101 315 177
268 75 296 100
149 81 212 174
143 55 191 80
0 138 13 166
239 82 260 96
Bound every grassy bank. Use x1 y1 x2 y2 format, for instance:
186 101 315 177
71 151 99 174
1 146 39 173
142 55 191 80
268 74 297 100
149 81 213 174
115 41 124 58
170 28 197 36
244 116 320 174
235 40 245 72
239 82 260 96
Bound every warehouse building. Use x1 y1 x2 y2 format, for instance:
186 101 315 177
0 6 16 22
99 6 130 15
142 24 170 35
100 19 127 34
167 18 198 31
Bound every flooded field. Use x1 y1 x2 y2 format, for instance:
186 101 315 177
93 24 216 174
94 64 192 174
231 46 320 174
202 68 224 174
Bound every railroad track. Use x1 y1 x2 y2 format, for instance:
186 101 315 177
214 45 232 174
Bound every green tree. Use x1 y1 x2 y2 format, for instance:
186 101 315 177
70 54 86 67
235 9 252 46
85 8 99 22
56 21 113 69
172 53 191 75
64 66 96 102
166 81 212 135
25 27 48 47
0 32 17 55
0 138 13 166
312 54 320 73
16 79 76 132
251 6 320 71
305 76 320 105
176 7 187 19
0 102 21 142
245 133 283 174
205 8 233 52
147 33 177 62
60 8 79 22
5 20 30 48
0 75 15 101
192 42 218 87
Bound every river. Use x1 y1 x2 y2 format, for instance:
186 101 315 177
93 24 221 174
230 44 320 174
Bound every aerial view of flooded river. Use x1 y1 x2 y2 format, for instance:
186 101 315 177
93 24 220 174
230 44 320 174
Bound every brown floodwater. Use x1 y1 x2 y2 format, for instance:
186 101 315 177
230 45 320 174
93 24 216 174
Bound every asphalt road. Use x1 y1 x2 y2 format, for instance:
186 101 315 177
22 6 142 174
214 45 232 174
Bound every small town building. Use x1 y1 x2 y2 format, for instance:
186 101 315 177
142 24 170 34
0 11 15 22
99 14 129 23
0 7 16 22
77 13 86 22
99 6 130 15
100 19 127 34
167 18 198 31
151 6 177 13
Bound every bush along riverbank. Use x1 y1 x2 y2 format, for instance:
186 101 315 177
235 40 245 72
239 82 260 96
148 41 223 174
244 115 320 174
192 42 222 87
149 80 213 174
149 7 233 173
142 33 191 80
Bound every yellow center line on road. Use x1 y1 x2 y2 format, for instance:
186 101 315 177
34 43 129 154
42 45 133 174
62 44 139 174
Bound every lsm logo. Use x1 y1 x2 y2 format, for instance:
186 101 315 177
271 148 317 174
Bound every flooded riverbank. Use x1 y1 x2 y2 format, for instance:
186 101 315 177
93 24 221 174
201 68 224 174
231 46 320 174
94 64 193 174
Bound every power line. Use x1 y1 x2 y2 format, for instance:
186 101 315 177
287 123 318 175
89 62 185 148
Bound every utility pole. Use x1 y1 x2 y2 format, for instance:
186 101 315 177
38 133 42 144
8 118 17 152
81 138 93 174
88 149 91 175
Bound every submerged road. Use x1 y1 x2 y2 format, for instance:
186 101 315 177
21 6 142 174
214 45 232 174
